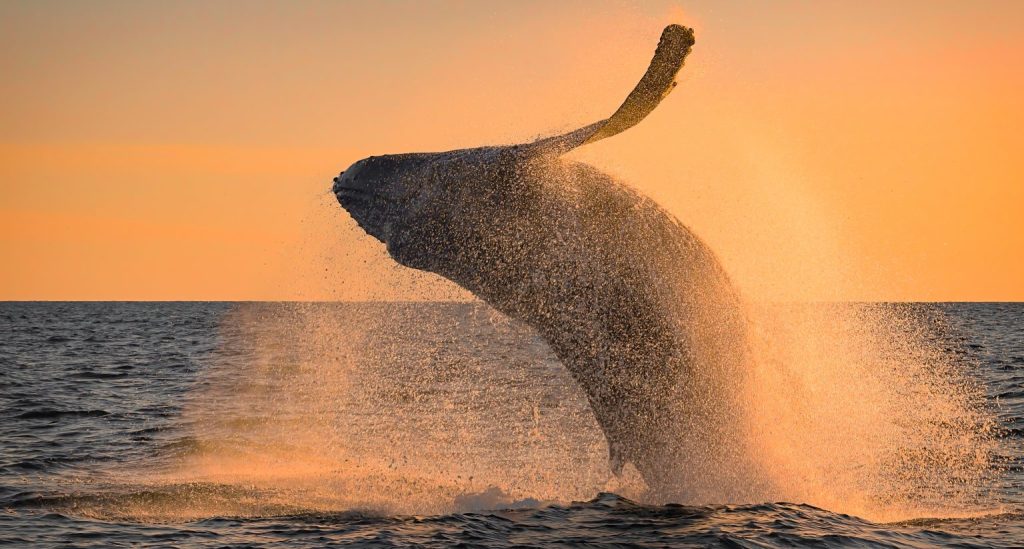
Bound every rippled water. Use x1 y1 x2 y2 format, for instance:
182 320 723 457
1 302 1021 547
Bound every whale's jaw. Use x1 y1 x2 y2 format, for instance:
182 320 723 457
332 165 396 245
332 153 441 247
334 187 390 244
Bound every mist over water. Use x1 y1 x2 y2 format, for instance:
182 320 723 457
160 299 997 523
742 303 997 520
169 303 621 518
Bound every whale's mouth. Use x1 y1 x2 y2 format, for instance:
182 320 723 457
335 186 392 205
333 184 395 244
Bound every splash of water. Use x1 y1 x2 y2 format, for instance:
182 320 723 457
741 302 998 521
154 302 633 519
138 297 997 523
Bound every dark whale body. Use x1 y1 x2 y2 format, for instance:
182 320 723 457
333 26 752 501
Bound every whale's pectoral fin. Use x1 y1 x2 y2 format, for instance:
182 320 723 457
520 24 695 157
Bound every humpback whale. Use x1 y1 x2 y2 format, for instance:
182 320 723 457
333 25 752 501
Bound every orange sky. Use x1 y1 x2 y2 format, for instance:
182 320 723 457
2 1 1022 301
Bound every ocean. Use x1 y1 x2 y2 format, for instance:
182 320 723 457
1 302 1021 547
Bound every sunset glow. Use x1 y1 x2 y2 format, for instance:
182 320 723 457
2 1 1021 301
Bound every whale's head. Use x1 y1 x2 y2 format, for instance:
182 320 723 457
333 148 522 277
332 153 435 245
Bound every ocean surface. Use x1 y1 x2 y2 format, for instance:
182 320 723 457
1 302 1021 547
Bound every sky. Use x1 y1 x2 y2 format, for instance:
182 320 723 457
1 0 1022 301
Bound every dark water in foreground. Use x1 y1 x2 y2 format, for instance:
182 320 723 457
1 302 1021 547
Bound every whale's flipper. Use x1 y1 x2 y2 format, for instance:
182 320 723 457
523 24 695 157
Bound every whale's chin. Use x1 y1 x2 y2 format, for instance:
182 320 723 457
334 187 433 273
335 189 393 244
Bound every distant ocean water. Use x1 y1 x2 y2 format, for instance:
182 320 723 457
1 302 1021 548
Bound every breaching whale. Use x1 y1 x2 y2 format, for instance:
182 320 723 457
333 25 752 501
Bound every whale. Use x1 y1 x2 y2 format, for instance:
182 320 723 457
332 25 753 501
